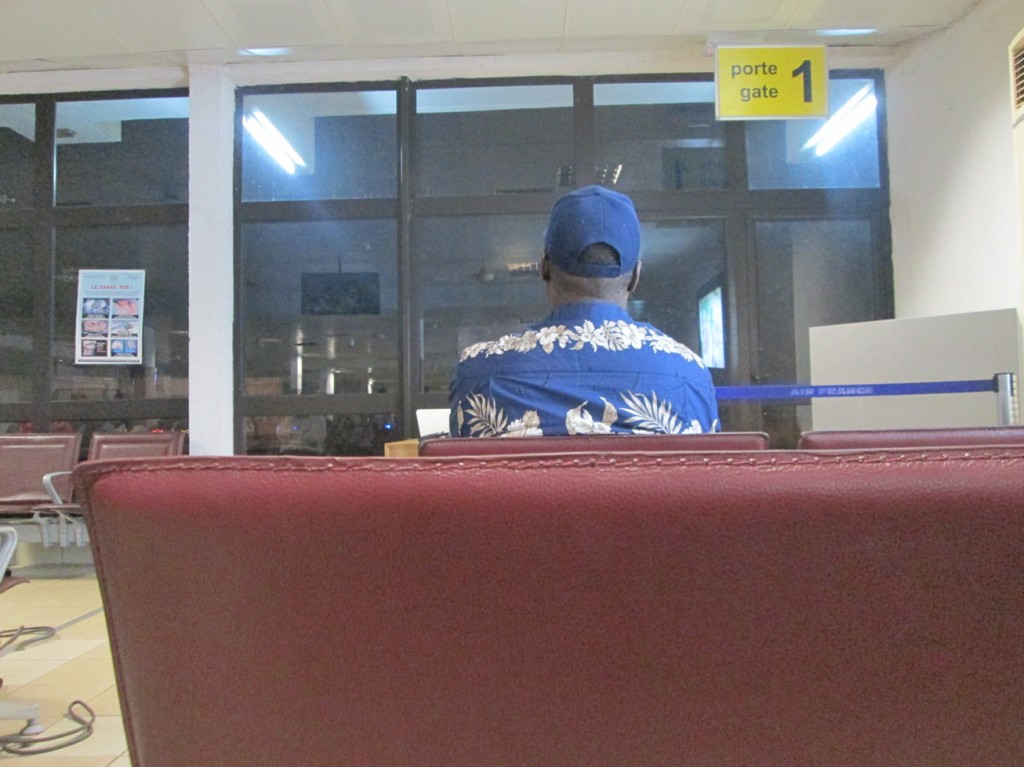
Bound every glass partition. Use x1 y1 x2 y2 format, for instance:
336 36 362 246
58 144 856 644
238 73 892 448
0 227 34 403
241 219 399 397
630 218 727 367
0 103 36 209
244 412 400 456
55 96 189 206
594 81 726 191
414 85 574 196
414 213 549 393
755 218 880 446
53 225 188 401
745 77 882 190
241 90 398 202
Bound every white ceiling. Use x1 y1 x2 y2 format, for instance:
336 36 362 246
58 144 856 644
0 0 982 74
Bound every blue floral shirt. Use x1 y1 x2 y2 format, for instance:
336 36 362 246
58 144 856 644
449 301 719 437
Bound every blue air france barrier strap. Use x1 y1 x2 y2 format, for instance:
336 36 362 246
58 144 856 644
716 379 997 402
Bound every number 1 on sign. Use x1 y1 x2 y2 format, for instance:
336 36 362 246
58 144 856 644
792 60 812 103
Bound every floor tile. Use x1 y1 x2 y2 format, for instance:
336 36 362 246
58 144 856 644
1 569 128 764
83 686 121 718
4 640 104 664
33 715 127 759
0 659 67 687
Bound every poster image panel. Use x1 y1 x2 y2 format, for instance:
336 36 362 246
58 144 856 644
75 270 145 365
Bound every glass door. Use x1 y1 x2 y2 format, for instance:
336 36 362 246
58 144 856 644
753 218 884 447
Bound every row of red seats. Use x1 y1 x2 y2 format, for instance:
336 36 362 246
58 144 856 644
417 425 1024 456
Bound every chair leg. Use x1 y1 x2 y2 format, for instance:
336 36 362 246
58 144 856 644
0 527 16 577
1 527 43 736
0 699 43 736
73 519 89 547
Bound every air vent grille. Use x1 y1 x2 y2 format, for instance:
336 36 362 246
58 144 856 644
1015 43 1024 112
1014 29 1024 124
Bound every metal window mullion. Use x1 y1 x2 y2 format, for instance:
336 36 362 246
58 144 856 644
397 77 415 438
573 79 595 188
31 100 57 430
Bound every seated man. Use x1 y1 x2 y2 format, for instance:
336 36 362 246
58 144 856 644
449 185 719 437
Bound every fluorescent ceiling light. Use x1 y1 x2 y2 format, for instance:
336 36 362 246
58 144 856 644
242 109 306 174
816 29 876 37
802 85 877 157
240 48 292 56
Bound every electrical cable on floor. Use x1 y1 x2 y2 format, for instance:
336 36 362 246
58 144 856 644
0 700 96 756
0 625 57 654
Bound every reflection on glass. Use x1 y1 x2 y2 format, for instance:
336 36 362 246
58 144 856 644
698 282 725 368
415 214 549 393
594 81 726 191
53 226 188 401
755 219 878 446
415 85 573 196
0 228 34 403
62 419 189 459
241 90 398 201
241 220 399 396
629 219 726 358
0 103 35 209
55 97 189 206
244 412 400 456
746 77 881 190
801 84 878 157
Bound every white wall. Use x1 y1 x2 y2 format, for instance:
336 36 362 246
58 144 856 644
887 0 1024 319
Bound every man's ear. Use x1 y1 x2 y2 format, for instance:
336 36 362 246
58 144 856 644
540 253 551 282
627 262 641 292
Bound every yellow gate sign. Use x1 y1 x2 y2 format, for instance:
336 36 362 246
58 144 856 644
715 46 828 120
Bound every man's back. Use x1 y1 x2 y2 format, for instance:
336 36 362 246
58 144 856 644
449 301 718 437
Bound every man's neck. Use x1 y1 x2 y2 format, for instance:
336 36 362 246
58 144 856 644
549 288 629 311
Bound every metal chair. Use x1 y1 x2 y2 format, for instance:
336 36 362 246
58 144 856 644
0 434 83 514
797 425 1024 450
34 432 186 548
0 435 83 550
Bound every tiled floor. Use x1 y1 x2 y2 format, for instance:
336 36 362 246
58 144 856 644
0 566 129 766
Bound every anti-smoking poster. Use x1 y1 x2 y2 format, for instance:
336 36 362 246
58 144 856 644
75 270 145 365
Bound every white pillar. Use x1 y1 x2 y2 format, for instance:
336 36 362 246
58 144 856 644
187 65 235 455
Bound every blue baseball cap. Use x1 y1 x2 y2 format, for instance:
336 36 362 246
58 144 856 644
543 185 641 278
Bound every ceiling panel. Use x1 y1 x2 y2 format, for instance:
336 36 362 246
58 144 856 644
892 0 981 27
559 34 682 54
787 0 908 30
0 0 994 73
0 0 127 59
200 0 343 48
326 0 453 42
680 0 803 31
565 0 686 37
447 0 566 43
79 0 234 53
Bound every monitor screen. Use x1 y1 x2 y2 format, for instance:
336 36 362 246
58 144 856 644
301 272 380 316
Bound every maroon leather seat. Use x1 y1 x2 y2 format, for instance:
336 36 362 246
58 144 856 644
797 425 1024 449
77 449 1024 767
419 431 770 456
0 433 82 513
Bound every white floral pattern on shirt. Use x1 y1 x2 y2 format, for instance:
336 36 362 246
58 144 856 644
618 391 707 434
458 391 717 437
566 399 618 435
460 393 543 437
459 320 704 366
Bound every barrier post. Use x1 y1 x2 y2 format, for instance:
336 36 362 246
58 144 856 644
995 372 1016 425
